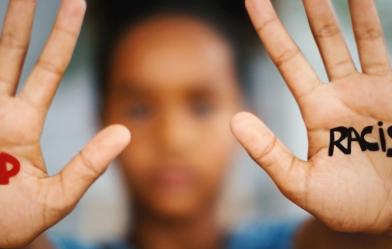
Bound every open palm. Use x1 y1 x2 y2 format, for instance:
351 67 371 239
0 1 130 248
232 0 392 233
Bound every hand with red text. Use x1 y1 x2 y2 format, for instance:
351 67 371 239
231 0 392 234
0 1 130 248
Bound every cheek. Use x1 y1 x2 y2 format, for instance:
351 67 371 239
205 113 236 156
195 117 237 187
198 141 234 184
117 132 157 189
104 100 157 165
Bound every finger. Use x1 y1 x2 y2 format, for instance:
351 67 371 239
0 0 36 96
19 0 86 111
231 112 308 203
349 0 391 76
303 0 357 80
52 125 131 211
245 0 320 102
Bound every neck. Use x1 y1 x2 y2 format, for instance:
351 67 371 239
130 206 224 249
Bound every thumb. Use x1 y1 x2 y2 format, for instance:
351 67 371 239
231 112 308 202
54 124 131 210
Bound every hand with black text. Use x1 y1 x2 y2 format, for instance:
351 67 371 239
232 0 392 234
0 0 130 248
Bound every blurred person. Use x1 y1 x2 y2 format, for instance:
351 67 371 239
1 0 392 249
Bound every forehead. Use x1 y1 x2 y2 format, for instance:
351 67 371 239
109 15 237 90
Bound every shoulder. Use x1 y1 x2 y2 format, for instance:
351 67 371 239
48 234 101 249
48 235 132 249
226 219 304 249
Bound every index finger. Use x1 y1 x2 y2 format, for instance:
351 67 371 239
19 0 86 113
0 0 36 96
245 0 321 102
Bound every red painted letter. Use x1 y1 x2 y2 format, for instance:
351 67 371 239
0 152 20 185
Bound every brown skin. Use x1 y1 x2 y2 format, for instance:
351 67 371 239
232 0 392 235
0 0 130 248
2 0 392 249
102 16 242 249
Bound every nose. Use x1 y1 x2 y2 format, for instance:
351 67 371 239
157 109 195 156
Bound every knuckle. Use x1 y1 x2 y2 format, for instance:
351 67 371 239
53 24 79 40
47 196 75 215
0 30 27 51
333 59 353 68
364 62 391 75
357 27 383 41
255 16 279 34
314 22 340 38
253 136 278 164
295 79 320 102
57 174 76 211
37 58 64 76
78 150 100 178
41 182 74 217
274 47 300 68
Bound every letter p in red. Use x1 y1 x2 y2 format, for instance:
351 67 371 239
0 152 21 185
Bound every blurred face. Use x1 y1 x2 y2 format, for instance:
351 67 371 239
103 15 242 219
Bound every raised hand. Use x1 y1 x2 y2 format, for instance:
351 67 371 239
0 0 130 247
231 0 392 233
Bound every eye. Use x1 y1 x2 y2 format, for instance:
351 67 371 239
126 103 152 119
191 100 213 117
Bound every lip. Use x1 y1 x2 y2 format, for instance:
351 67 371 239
150 166 196 192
